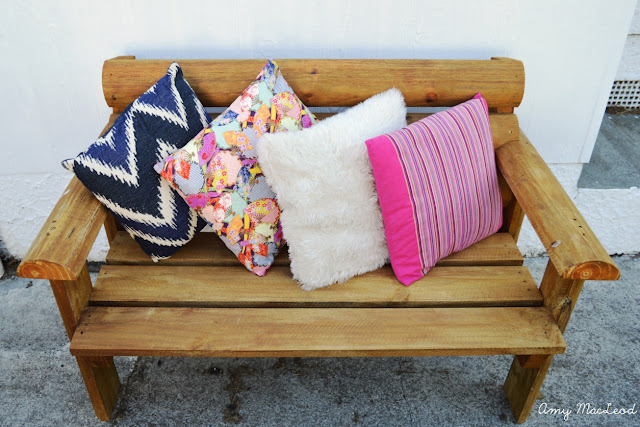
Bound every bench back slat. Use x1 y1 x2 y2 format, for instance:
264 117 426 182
106 231 522 268
90 265 540 308
102 57 524 110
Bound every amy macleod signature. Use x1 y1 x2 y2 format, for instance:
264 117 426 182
538 402 637 421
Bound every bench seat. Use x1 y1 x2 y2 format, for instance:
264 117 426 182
80 229 563 358
70 306 565 358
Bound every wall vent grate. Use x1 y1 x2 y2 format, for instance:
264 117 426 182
608 80 640 109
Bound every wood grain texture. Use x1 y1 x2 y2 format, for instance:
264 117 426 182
106 231 522 267
70 306 565 357
438 233 522 266
496 132 620 281
516 354 549 369
498 169 525 241
102 58 524 109
491 107 515 114
89 265 541 308
504 354 554 423
505 261 588 422
76 356 120 421
503 199 525 243
49 263 93 339
539 260 585 333
17 115 118 281
502 193 525 242
103 211 119 244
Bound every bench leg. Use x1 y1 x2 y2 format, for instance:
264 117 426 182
504 354 554 423
76 356 120 421
49 263 93 340
505 259 587 422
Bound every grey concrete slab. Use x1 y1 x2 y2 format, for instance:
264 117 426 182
0 257 638 426
578 113 640 189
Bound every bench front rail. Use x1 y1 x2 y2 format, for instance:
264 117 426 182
17 57 619 423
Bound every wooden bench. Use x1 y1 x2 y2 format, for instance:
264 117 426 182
17 57 620 423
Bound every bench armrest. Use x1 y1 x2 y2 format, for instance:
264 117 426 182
17 176 107 281
496 130 619 281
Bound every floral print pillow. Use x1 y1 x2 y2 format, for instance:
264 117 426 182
154 60 315 276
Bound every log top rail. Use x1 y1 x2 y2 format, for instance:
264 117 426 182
102 56 525 110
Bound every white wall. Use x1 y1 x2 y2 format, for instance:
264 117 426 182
0 0 637 260
616 0 640 79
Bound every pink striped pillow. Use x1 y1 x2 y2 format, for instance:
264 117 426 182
365 94 502 286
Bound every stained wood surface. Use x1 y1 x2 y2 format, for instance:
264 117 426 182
439 233 522 266
70 306 565 357
539 260 585 333
76 356 120 421
103 211 119 244
516 354 549 370
90 265 541 308
496 132 620 281
504 354 554 423
50 263 93 339
498 169 525 242
107 231 521 267
102 58 524 110
503 196 525 242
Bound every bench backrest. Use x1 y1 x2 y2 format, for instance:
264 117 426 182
102 57 524 109
102 57 523 214
102 57 523 150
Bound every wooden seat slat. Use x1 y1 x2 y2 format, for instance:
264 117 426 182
106 232 523 267
90 265 541 308
70 306 565 357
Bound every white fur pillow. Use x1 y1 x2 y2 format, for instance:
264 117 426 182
257 88 407 290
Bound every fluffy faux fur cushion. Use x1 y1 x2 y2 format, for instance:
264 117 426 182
257 88 407 290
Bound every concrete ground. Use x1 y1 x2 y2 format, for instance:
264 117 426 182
578 112 640 189
0 256 638 426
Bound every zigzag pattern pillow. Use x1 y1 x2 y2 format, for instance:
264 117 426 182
62 63 210 261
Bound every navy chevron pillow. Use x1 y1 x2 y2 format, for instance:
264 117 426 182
62 62 210 261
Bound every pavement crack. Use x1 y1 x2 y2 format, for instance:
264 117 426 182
223 364 257 424
110 356 141 423
399 378 415 427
